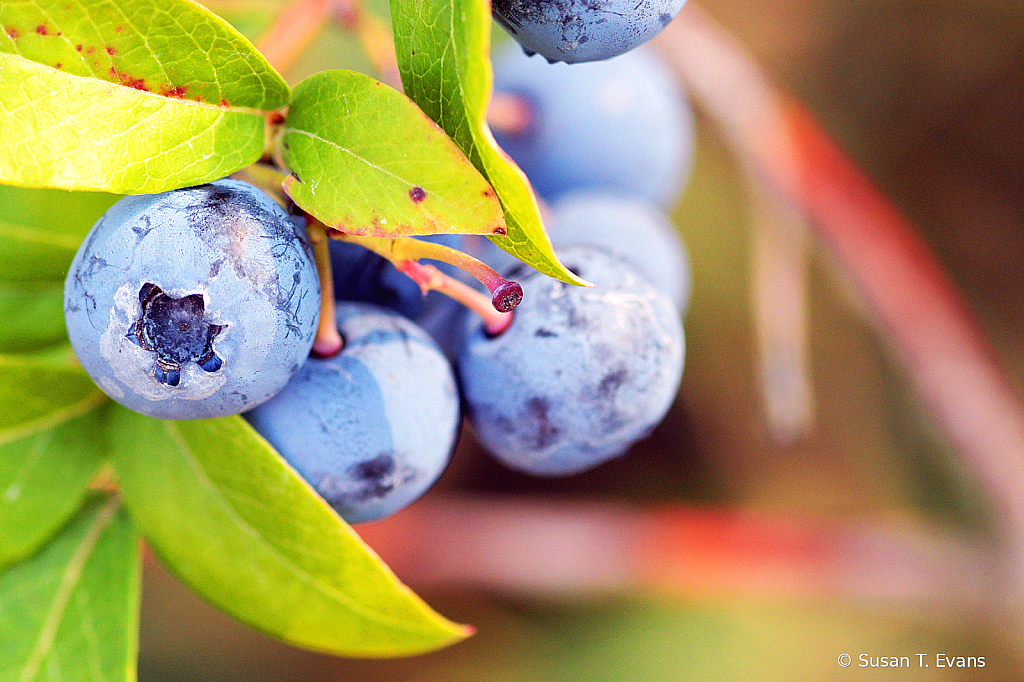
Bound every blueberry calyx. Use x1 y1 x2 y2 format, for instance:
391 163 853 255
126 283 226 386
491 281 524 313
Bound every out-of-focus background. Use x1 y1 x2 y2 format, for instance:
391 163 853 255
140 0 1024 679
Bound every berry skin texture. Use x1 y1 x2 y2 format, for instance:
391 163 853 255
548 191 692 313
491 44 695 207
64 179 320 420
458 245 685 476
493 0 687 64
245 302 461 524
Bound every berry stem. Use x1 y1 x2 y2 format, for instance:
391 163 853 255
397 260 515 336
748 177 815 443
336 232 523 311
306 222 344 358
255 0 333 76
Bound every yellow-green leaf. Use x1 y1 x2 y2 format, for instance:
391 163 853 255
0 0 290 192
390 0 587 284
0 355 106 444
282 70 506 239
0 408 108 570
111 408 471 657
0 495 140 682
0 283 67 352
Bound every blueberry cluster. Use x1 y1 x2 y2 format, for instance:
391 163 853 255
491 44 694 208
63 45 693 523
452 38 694 475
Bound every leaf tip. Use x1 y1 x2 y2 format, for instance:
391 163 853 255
454 621 477 640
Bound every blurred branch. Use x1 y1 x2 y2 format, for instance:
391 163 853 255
357 496 997 614
748 176 816 442
256 0 336 76
255 0 400 87
654 4 1024 580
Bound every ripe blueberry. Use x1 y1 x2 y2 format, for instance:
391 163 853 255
245 302 461 524
493 0 687 63
491 44 695 207
64 179 320 420
548 191 692 312
457 245 685 476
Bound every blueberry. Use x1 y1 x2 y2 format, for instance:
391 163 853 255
328 234 466 319
329 239 427 317
245 302 461 524
492 0 687 63
491 44 695 206
458 245 684 476
548 191 692 312
64 179 320 420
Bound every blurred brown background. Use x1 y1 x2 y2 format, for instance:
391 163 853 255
140 0 1024 679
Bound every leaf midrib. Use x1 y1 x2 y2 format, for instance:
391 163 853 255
16 495 121 682
0 389 107 447
0 220 85 250
0 52 273 115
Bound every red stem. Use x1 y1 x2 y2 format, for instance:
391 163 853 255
356 497 996 610
306 222 344 357
336 232 523 320
395 260 515 335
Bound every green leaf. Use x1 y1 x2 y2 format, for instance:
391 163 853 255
110 408 471 657
0 185 119 239
15 343 80 366
282 70 506 239
0 220 82 284
0 0 290 193
390 0 587 285
0 355 107 444
0 495 140 682
0 184 119 282
0 409 108 569
0 283 67 352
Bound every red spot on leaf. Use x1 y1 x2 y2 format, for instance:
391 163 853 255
219 99 230 107
482 189 495 198
409 186 427 203
106 46 115 55
111 67 148 91
493 225 507 236
160 84 188 98
115 25 123 32
75 44 82 51
86 46 93 54
6 27 19 39
55 62 62 69
35 25 47 35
